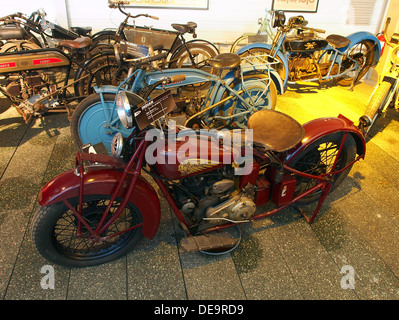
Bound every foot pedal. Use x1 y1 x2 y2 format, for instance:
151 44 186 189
180 231 238 253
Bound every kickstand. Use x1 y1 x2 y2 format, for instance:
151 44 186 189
294 183 333 223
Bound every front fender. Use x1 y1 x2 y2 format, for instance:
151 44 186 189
285 114 366 164
38 166 161 239
237 43 289 87
346 31 381 66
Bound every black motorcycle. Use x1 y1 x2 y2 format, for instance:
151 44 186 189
0 9 115 53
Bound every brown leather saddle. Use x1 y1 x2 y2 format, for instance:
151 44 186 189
58 36 92 50
247 109 304 152
326 34 351 49
171 22 197 34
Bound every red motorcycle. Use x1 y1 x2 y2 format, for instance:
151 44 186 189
31 82 365 268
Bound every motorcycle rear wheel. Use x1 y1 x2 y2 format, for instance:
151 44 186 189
31 195 143 268
75 51 122 97
337 40 374 86
169 42 218 71
288 132 356 205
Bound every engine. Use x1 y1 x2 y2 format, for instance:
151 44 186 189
171 166 256 224
288 53 320 81
2 71 61 122
284 31 330 82
0 49 70 122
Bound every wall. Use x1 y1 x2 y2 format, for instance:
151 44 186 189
1 0 389 45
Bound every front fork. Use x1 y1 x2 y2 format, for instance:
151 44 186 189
69 139 148 241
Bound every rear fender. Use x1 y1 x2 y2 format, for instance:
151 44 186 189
285 115 366 164
38 165 161 239
346 31 381 66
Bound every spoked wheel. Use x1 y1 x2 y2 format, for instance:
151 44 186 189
288 132 357 205
224 73 277 128
75 51 121 97
337 40 374 86
169 42 218 71
31 195 143 268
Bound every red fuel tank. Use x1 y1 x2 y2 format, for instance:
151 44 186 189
152 135 237 180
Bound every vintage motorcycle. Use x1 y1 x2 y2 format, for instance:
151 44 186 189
107 1 219 70
0 8 114 52
70 47 283 154
237 10 381 88
0 41 118 122
359 17 399 134
31 81 366 267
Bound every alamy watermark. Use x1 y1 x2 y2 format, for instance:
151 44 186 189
40 265 55 290
340 265 355 290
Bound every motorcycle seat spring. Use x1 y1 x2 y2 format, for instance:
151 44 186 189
58 36 92 50
171 22 197 34
326 34 350 49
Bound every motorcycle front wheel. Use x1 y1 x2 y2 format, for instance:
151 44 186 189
288 132 357 205
31 195 144 268
70 93 132 153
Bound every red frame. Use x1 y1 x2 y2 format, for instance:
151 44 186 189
58 126 364 241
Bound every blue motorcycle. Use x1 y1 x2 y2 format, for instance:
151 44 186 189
70 47 283 153
236 10 381 88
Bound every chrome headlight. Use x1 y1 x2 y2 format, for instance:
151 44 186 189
116 91 133 129
115 91 146 129
111 132 124 158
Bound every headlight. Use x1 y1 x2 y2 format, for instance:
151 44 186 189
272 10 285 28
116 91 133 129
115 91 146 129
111 132 123 158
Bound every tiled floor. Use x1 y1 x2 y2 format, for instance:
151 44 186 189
1 78 399 300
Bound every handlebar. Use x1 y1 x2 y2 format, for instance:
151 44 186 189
381 17 397 49
300 25 325 33
108 0 159 20
125 52 167 65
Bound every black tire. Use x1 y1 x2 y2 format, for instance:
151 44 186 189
169 42 218 71
31 195 143 268
75 51 125 97
361 81 392 133
90 32 117 55
337 40 375 86
288 132 357 205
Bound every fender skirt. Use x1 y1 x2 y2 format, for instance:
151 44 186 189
285 114 366 163
38 165 161 239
